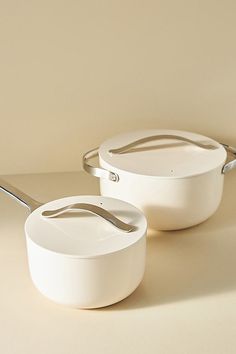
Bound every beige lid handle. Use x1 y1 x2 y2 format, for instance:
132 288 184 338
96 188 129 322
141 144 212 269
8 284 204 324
42 203 135 233
108 134 217 155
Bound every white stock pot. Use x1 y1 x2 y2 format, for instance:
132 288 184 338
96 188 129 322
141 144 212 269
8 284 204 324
83 129 236 230
0 179 147 308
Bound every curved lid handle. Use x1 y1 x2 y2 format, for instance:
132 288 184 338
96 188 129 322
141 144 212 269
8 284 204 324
108 134 218 155
42 203 135 233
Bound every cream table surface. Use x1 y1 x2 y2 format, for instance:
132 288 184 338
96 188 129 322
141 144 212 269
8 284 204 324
0 171 235 354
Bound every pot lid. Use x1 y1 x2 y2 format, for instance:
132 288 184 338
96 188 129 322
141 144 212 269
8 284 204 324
25 196 146 258
99 129 227 178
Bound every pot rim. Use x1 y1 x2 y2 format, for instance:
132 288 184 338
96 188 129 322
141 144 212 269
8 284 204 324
25 224 147 260
99 157 226 180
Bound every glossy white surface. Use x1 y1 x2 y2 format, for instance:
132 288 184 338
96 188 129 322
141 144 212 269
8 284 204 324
0 171 236 353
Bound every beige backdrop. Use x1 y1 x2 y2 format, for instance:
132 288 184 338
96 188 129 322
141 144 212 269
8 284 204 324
0 0 236 174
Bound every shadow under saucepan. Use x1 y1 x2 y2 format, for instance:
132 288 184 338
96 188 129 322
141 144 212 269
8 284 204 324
101 172 236 311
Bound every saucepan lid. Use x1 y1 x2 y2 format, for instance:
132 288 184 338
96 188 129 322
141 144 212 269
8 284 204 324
98 129 227 178
25 195 147 258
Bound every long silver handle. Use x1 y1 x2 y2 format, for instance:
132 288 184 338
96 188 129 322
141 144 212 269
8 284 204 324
83 148 119 182
42 203 135 233
0 178 42 212
221 144 236 174
108 134 217 155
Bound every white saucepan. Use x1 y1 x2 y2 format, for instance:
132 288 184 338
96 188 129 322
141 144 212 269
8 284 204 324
83 129 236 230
0 179 147 308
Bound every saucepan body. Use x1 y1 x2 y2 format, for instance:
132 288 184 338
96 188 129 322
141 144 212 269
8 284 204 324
0 179 147 309
25 196 147 308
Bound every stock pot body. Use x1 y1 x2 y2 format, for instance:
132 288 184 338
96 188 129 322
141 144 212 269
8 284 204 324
98 129 227 230
99 165 225 230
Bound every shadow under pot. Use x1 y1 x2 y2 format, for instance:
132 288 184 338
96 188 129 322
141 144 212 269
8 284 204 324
0 179 147 308
83 129 236 230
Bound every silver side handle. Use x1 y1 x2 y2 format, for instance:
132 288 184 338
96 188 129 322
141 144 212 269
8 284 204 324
42 203 135 233
108 134 218 155
83 148 119 182
0 178 42 212
221 144 236 174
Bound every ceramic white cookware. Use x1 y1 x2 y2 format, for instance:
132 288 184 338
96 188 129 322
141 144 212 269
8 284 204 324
83 129 236 230
0 179 147 308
